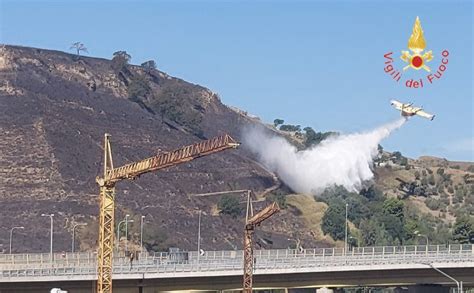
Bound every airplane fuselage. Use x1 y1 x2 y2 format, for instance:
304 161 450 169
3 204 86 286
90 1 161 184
390 100 435 121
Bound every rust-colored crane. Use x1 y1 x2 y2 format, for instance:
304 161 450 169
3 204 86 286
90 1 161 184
96 133 239 293
243 201 280 292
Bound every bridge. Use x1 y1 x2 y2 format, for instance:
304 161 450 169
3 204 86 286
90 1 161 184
1 245 473 293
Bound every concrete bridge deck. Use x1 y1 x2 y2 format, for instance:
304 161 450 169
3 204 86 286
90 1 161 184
0 245 473 292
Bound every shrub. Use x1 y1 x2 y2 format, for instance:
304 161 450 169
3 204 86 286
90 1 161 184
428 175 436 186
322 201 346 240
440 195 450 205
128 74 151 100
273 119 284 127
270 192 287 209
452 216 474 244
218 195 242 218
111 51 131 73
414 171 421 180
425 198 440 210
453 189 465 204
279 124 301 132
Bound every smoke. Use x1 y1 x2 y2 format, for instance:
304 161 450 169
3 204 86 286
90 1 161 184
243 118 406 195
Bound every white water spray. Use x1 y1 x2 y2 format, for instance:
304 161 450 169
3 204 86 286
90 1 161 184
243 118 406 194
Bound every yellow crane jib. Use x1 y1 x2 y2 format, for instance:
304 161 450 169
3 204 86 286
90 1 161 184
95 133 239 293
243 202 280 293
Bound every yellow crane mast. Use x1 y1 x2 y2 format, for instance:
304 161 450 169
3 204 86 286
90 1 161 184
96 133 239 293
243 201 280 292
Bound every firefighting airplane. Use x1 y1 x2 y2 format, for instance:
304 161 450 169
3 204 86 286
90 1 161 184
390 100 435 121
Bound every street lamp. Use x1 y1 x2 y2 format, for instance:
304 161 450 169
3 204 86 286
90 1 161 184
125 214 132 253
9 226 24 254
41 213 54 262
116 220 125 250
140 215 145 253
427 263 462 293
344 203 348 254
72 223 87 253
414 230 429 246
116 217 134 252
197 211 202 263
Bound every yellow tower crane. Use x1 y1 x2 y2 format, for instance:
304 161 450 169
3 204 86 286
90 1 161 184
243 201 280 292
96 133 239 293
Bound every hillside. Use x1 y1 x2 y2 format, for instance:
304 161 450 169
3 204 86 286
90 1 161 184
0 45 472 254
0 45 333 253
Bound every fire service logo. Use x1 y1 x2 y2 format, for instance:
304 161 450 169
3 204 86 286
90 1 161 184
384 16 449 89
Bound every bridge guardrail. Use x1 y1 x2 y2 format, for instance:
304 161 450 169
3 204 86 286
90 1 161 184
1 244 473 279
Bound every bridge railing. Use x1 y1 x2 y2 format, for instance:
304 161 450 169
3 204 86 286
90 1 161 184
1 244 473 279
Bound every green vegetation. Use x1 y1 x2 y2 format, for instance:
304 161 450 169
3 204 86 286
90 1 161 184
111 50 131 73
128 74 151 101
452 216 474 244
359 219 389 246
152 88 203 137
273 118 336 148
425 198 446 211
303 127 336 148
269 190 287 209
321 199 346 240
391 151 408 166
273 119 284 128
218 195 242 218
316 184 465 246
279 124 301 132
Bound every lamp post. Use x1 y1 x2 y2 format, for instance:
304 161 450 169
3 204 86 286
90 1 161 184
116 216 134 252
116 220 125 250
41 213 54 262
140 215 145 253
72 223 87 253
414 230 429 246
344 203 348 255
197 210 202 263
125 214 133 253
428 263 462 293
9 226 24 254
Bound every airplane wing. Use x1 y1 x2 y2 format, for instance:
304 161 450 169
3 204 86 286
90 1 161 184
390 100 403 110
415 110 435 121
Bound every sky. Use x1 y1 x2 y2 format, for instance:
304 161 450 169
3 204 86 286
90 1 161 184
0 0 472 161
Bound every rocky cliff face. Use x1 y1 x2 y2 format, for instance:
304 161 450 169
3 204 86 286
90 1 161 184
0 45 329 253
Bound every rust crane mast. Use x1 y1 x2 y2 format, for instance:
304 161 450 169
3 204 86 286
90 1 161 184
243 201 280 292
96 133 239 293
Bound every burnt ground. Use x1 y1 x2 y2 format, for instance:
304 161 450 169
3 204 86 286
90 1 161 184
0 45 330 254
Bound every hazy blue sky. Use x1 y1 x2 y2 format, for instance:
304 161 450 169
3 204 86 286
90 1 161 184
1 0 472 161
